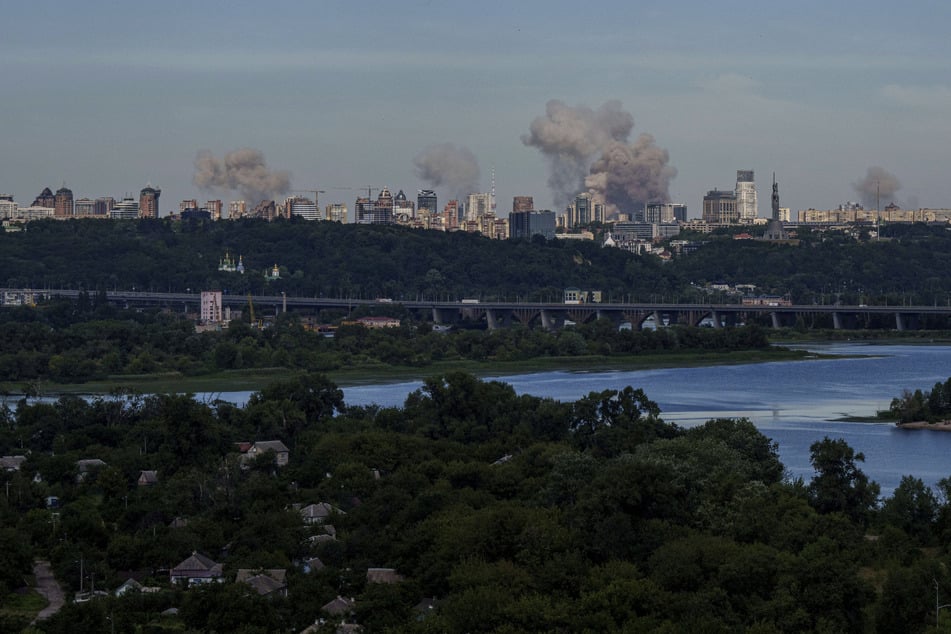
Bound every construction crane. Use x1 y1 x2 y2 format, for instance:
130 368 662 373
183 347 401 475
246 292 261 329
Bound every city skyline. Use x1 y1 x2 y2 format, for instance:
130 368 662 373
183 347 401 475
2 1 949 216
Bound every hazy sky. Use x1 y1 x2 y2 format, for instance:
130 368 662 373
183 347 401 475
3 0 950 217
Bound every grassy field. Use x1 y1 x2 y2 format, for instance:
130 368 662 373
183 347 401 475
0 347 823 397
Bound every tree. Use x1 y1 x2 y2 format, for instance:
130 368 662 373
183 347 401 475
807 437 880 525
879 475 937 542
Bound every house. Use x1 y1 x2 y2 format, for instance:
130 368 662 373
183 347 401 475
236 569 288 598
0 455 26 471
137 470 159 486
320 596 355 617
169 552 224 586
114 578 143 596
300 502 344 525
301 557 325 573
366 568 403 584
76 458 107 483
245 440 290 467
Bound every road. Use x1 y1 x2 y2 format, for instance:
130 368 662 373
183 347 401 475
31 559 65 623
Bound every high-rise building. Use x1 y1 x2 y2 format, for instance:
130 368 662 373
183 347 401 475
512 196 534 213
32 187 55 208
356 188 393 224
205 200 222 221
735 170 757 222
325 203 348 223
645 203 688 223
179 199 198 213
54 186 73 217
465 193 491 222
0 198 17 219
228 200 246 220
111 197 139 219
74 198 95 216
200 290 223 324
702 190 738 224
573 193 592 226
94 197 114 216
139 184 161 219
509 210 556 240
417 190 437 216
284 196 319 220
394 189 414 219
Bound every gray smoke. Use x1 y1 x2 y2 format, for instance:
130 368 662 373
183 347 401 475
193 148 291 202
853 166 901 209
522 99 674 215
413 143 481 202
585 136 677 217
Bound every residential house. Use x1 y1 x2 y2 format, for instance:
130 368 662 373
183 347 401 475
137 470 159 486
245 440 290 467
300 502 344 525
0 455 26 471
76 458 107 483
366 568 403 584
236 569 288 598
169 551 224 586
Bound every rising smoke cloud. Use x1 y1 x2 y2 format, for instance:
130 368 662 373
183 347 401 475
522 99 675 215
413 143 481 202
193 148 291 203
852 166 901 209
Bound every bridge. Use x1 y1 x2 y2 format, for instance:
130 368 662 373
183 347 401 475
5 288 950 331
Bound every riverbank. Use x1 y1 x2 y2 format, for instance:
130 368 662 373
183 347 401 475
0 347 825 396
896 420 951 431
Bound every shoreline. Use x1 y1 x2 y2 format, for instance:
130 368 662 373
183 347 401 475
896 420 951 431
0 348 827 396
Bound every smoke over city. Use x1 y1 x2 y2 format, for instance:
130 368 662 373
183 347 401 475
413 143 481 203
522 99 675 214
853 166 902 209
193 148 291 202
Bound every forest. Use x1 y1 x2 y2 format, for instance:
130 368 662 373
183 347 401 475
0 373 949 632
3 218 951 306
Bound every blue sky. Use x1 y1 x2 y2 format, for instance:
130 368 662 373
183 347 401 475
2 0 950 216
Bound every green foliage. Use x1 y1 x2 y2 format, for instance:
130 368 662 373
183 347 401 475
1 371 947 631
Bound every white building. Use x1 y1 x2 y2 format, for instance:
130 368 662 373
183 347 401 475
0 198 18 219
325 203 348 223
285 196 320 221
201 290 223 323
110 198 139 219
735 170 758 222
465 193 492 222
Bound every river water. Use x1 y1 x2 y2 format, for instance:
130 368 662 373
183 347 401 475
333 343 951 495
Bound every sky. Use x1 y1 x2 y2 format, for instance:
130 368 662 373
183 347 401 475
2 0 950 218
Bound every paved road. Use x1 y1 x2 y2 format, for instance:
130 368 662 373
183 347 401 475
31 559 64 622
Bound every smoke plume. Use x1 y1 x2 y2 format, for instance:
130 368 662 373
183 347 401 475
852 166 901 209
585 136 677 217
193 148 291 203
522 99 674 216
413 143 481 202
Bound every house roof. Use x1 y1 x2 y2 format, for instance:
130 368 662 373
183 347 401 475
366 568 403 584
251 440 289 454
138 470 159 484
170 552 222 578
300 502 344 520
0 455 26 471
236 568 286 584
320 595 355 616
76 458 107 471
236 569 287 596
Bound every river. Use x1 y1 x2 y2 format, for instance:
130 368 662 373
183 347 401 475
333 343 951 495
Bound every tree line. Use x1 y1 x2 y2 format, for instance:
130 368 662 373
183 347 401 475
4 218 951 308
0 297 776 386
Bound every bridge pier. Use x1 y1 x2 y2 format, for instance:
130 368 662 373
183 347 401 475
710 310 721 328
771 311 782 329
541 309 564 331
895 312 905 331
832 312 843 330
